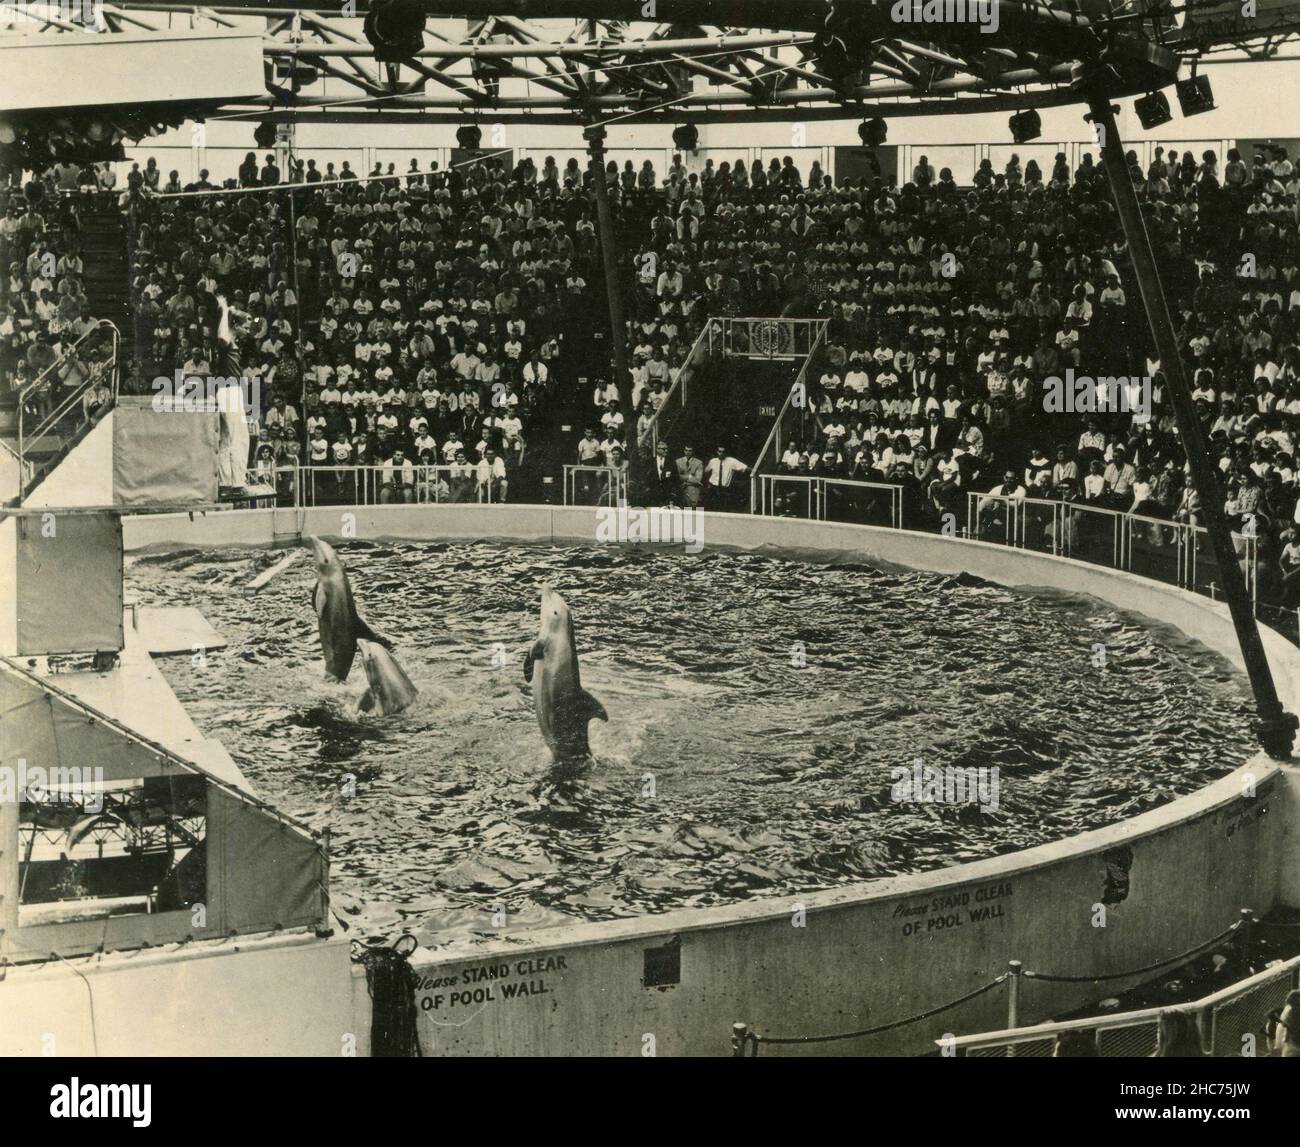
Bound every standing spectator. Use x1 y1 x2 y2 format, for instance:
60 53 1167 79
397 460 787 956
705 445 749 511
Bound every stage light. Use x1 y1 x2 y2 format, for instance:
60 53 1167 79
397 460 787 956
1134 91 1172 130
363 0 426 63
1175 73 1215 117
456 124 482 151
671 124 699 152
253 120 278 149
858 118 887 147
1009 109 1042 144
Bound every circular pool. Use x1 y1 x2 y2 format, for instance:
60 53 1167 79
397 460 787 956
124 535 1253 944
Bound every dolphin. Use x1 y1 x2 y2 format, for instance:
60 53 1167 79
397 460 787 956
524 586 607 760
309 536 391 682
357 639 419 716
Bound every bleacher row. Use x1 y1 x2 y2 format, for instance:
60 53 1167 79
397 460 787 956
3 141 1299 568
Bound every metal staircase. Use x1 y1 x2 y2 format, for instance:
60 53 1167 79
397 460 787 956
3 320 120 505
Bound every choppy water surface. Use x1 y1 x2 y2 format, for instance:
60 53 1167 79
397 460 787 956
125 541 1253 944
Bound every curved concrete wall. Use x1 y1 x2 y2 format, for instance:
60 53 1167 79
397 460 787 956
122 504 1300 1056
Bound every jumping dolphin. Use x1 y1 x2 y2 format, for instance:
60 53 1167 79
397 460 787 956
524 586 607 760
309 536 391 682
357 639 419 716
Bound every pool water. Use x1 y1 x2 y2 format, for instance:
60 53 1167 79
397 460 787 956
124 540 1254 946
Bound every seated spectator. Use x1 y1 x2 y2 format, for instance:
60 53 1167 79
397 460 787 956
477 446 508 503
380 448 416 504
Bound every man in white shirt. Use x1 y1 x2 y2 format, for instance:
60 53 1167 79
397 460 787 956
523 354 549 388
704 446 749 511
600 401 625 436
477 447 508 502
380 449 416 503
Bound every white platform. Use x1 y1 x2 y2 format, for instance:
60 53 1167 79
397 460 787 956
28 619 250 795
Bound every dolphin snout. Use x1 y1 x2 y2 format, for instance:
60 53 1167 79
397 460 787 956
309 536 338 567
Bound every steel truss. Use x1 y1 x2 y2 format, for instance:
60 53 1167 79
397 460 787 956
4 1 1195 123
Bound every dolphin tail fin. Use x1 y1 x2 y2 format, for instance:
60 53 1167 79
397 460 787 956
581 689 608 723
353 615 394 651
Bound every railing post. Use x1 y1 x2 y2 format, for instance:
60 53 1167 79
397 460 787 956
1239 907 1253 966
731 1022 750 1057
1007 959 1023 1038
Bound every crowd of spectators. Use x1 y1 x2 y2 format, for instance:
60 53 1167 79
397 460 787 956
117 149 672 503
8 136 1300 617
640 144 1300 610
0 186 114 428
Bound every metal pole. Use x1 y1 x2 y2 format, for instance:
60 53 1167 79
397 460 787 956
731 1022 750 1057
583 123 634 435
1007 959 1023 1031
1083 83 1296 760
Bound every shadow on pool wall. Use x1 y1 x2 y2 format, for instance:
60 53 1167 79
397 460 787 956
122 504 1300 1056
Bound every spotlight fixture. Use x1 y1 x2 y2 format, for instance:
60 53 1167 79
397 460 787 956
456 124 482 151
363 0 426 63
1134 91 1172 130
1009 109 1042 144
858 118 887 147
671 123 699 152
1175 72 1216 117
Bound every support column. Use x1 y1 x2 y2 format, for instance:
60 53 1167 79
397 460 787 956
0 776 18 963
583 122 634 428
1084 83 1296 759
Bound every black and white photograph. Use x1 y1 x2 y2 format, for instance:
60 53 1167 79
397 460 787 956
3 0 1300 1109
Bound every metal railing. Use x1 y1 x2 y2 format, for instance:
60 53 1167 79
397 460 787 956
296 462 502 506
16 319 120 489
639 317 723 452
749 322 829 510
733 912 1290 1056
757 474 903 530
563 464 629 507
961 494 1258 604
757 472 821 519
945 952 1300 1058
820 477 904 530
968 491 1023 548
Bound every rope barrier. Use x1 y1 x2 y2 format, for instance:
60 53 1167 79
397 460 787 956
734 916 1253 1053
739 973 1009 1051
1023 921 1242 984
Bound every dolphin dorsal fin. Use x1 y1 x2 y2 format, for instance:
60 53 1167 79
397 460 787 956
581 689 608 723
